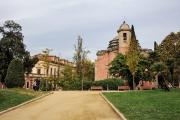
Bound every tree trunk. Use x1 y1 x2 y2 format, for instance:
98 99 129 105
132 73 135 90
82 68 84 91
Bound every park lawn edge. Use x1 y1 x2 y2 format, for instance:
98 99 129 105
103 89 180 120
0 88 53 115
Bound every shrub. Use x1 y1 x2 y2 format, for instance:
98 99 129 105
83 81 93 90
5 59 25 88
93 78 125 90
58 78 124 90
40 79 52 91
59 79 81 90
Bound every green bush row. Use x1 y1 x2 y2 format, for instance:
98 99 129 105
59 78 125 90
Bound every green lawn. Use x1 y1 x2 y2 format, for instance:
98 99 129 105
0 88 45 111
103 89 180 120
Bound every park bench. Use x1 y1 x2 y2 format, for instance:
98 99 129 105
138 81 156 90
118 86 130 91
140 85 152 90
91 86 103 91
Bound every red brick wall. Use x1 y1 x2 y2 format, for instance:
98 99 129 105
119 47 129 55
95 51 117 80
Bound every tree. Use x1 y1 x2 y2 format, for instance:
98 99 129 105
154 41 158 51
62 64 74 81
109 54 131 79
109 54 133 88
157 32 180 86
166 58 175 86
83 60 95 81
151 62 166 77
109 54 148 89
5 59 25 88
158 32 178 62
127 25 140 90
41 48 52 91
0 20 37 83
23 51 38 74
42 48 52 76
137 58 151 81
73 36 89 90
148 51 160 64
0 46 7 82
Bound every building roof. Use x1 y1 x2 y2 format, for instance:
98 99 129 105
117 21 131 33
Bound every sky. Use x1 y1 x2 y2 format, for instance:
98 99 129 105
0 0 180 61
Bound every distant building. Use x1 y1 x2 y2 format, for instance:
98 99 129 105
25 54 74 89
95 21 152 81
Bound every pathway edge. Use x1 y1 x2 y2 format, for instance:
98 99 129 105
100 92 127 120
0 91 53 115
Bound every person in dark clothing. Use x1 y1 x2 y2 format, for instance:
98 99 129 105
33 79 40 91
158 73 170 91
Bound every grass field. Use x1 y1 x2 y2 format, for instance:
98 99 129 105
0 88 45 111
103 89 180 120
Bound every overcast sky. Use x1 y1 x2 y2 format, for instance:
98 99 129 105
0 0 180 61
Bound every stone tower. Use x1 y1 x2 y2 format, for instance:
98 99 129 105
117 21 131 54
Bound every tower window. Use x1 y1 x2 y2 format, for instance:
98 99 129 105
37 69 41 75
123 33 127 40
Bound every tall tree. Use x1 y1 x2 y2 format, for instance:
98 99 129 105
41 48 52 91
5 59 25 88
41 48 52 77
62 64 74 81
83 60 95 81
127 25 140 90
0 20 37 83
157 32 180 86
73 36 89 90
158 32 179 62
166 58 175 86
154 41 158 51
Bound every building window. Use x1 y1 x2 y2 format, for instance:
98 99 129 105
123 33 127 40
54 68 56 76
37 69 41 75
50 68 53 75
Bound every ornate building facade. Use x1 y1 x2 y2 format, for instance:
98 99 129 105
25 54 74 89
95 21 133 81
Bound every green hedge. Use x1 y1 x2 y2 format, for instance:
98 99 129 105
40 79 52 91
59 78 125 90
92 78 124 90
58 79 81 90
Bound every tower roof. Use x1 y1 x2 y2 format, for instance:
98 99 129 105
117 21 131 33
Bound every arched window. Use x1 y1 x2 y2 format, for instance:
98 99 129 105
123 33 127 40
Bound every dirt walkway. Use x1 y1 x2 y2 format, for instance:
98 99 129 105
0 91 121 120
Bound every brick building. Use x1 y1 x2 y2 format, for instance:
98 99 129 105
95 21 135 81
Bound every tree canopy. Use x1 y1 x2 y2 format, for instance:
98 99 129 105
0 20 37 83
5 59 25 88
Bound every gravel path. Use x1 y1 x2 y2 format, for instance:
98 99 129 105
0 91 121 120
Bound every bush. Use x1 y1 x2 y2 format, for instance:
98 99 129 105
58 78 124 90
59 79 81 90
40 79 52 91
5 59 25 88
93 78 124 90
83 81 93 90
